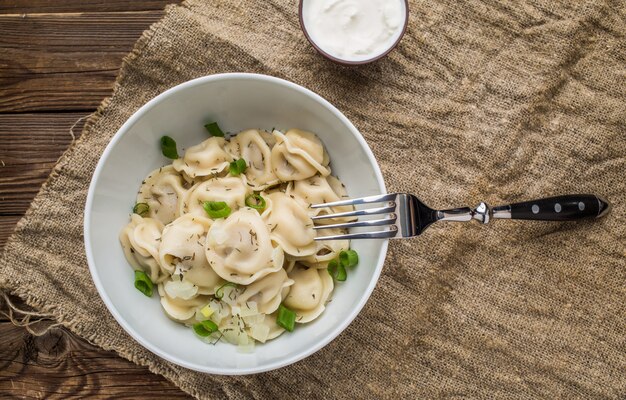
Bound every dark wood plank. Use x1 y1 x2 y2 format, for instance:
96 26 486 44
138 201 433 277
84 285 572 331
0 0 175 14
0 4 190 397
0 115 193 396
0 320 192 399
0 115 192 397
0 11 167 112
0 215 20 249
0 113 86 215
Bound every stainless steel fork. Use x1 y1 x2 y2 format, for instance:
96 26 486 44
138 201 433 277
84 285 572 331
312 193 611 240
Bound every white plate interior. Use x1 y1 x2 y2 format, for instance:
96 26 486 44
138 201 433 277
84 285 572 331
85 74 387 374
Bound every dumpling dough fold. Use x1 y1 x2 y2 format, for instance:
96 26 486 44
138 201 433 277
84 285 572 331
158 214 222 294
136 165 186 225
284 264 333 323
119 214 167 283
205 208 284 285
173 137 232 179
270 129 330 181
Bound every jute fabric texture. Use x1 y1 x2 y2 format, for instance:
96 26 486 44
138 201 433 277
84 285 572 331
1 1 625 398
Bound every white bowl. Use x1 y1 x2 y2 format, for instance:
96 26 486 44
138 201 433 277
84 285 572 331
85 73 388 375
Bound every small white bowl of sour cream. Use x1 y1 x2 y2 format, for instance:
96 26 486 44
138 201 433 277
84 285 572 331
299 0 409 65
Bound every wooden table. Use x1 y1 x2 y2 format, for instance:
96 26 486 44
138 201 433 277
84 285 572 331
0 1 192 397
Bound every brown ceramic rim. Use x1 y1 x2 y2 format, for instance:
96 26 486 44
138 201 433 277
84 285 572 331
298 0 410 66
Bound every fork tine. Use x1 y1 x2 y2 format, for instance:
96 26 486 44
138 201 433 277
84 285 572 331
314 227 398 241
313 215 397 230
310 193 396 209
311 204 396 220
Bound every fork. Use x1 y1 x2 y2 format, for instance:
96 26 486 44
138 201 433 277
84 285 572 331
312 194 611 240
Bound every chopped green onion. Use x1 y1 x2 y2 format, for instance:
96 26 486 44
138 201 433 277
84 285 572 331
204 122 225 137
132 202 150 217
229 158 247 176
276 304 296 332
245 194 266 211
339 249 359 268
193 320 219 337
327 259 347 281
203 201 231 219
134 270 153 297
160 135 179 159
215 282 238 300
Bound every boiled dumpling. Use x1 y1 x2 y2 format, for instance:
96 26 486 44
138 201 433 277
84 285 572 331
297 227 350 268
205 208 284 285
284 264 333 323
180 176 249 217
158 214 222 294
158 280 210 323
173 137 232 179
237 269 294 314
270 129 330 181
228 129 279 190
119 214 167 283
136 165 186 225
263 192 316 257
121 126 359 346
284 259 297 273
246 312 286 343
289 174 354 224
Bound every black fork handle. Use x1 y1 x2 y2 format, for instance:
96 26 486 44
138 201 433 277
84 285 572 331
436 194 611 225
493 194 611 221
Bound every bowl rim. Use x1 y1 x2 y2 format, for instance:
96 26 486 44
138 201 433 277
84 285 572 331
84 72 389 375
298 0 410 66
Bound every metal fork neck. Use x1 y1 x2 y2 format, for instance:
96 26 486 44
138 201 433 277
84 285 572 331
436 202 510 224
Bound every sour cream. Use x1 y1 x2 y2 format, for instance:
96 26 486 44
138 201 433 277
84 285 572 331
301 0 407 63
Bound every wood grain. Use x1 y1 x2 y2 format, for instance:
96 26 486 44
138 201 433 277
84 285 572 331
0 0 176 14
0 216 20 249
0 113 86 215
0 1 190 397
0 11 165 112
0 320 192 399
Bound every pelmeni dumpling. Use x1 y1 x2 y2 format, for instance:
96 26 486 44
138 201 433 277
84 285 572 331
205 208 284 285
246 313 285 343
289 174 354 224
263 192 316 257
271 129 330 181
121 126 359 348
158 214 222 294
180 176 249 217
137 165 187 225
284 264 334 323
119 214 167 283
158 281 210 323
237 269 294 314
228 129 279 190
173 137 232 179
284 259 297 273
297 228 350 268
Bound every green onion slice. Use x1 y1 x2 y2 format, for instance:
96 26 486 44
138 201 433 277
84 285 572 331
134 270 153 297
215 282 238 300
132 202 150 217
193 320 219 337
203 201 231 219
339 249 359 268
327 259 347 281
276 304 296 332
245 194 266 211
229 158 247 176
204 122 225 137
160 135 179 159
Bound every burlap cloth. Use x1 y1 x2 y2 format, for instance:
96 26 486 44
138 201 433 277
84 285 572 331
1 0 625 398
